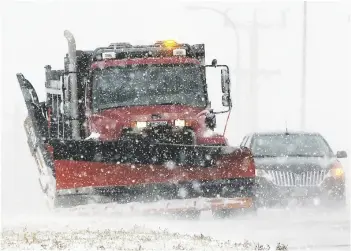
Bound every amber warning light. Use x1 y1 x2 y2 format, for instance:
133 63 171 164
155 40 178 47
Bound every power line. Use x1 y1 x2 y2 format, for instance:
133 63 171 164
187 4 285 140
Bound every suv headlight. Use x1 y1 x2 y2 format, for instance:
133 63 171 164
255 169 274 183
255 169 265 176
327 162 345 179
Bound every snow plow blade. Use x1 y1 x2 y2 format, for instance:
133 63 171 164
49 138 256 209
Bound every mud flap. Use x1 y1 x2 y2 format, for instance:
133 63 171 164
17 73 56 201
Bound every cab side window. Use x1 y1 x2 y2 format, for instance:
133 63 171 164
240 136 248 147
245 136 252 148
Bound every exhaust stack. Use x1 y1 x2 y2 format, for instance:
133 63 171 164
64 30 80 140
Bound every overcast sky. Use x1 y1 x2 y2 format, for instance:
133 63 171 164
1 0 350 149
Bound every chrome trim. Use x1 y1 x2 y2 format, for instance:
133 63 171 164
266 170 328 187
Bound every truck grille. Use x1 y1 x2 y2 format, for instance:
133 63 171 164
266 170 328 187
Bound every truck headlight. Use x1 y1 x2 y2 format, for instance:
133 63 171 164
174 119 185 127
132 121 147 129
136 121 147 128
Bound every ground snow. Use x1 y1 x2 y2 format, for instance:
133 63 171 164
1 201 349 251
1 225 277 251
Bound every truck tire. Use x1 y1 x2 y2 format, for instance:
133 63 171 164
212 203 257 219
173 210 201 220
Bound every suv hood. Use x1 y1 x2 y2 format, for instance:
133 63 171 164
254 156 337 172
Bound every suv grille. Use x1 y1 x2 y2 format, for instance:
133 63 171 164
266 170 328 187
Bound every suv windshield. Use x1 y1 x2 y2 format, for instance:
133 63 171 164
251 134 333 157
92 64 207 110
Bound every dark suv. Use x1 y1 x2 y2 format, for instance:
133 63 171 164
240 131 347 207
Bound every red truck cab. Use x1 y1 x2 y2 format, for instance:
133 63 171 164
82 41 230 146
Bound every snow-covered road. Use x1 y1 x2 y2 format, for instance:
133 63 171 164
2 202 350 250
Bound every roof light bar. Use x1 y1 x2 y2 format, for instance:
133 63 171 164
108 43 132 48
173 48 186 56
102 52 116 59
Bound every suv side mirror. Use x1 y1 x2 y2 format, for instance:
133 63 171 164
336 150 347 158
222 93 231 107
221 68 230 93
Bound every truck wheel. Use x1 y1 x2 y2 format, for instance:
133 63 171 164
172 210 201 220
212 209 232 219
185 210 201 220
212 205 257 219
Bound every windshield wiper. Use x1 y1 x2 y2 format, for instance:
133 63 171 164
253 154 279 158
157 102 183 105
287 154 325 157
98 104 150 110
98 105 124 111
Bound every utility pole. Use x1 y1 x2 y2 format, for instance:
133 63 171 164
187 4 284 142
185 6 242 143
301 1 307 130
247 9 286 133
185 6 241 106
249 10 260 134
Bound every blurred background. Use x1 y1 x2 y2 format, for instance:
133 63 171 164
1 0 350 212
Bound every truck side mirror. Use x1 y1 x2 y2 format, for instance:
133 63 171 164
222 94 231 107
205 109 216 130
336 150 347 158
221 68 230 93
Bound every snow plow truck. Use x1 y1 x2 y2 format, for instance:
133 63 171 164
17 30 256 218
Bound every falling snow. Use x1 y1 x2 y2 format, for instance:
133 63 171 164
2 1 350 251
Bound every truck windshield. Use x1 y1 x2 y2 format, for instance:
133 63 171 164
92 64 207 110
251 134 334 157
